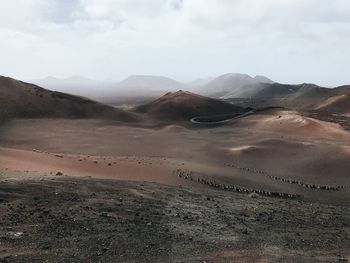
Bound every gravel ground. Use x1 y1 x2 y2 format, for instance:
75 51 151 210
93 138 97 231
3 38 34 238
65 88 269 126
0 177 349 263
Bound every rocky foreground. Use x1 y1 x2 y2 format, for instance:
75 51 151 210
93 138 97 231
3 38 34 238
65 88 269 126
0 177 349 263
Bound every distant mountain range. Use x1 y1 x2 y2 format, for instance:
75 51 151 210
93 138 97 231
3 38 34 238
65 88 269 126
28 73 350 120
193 73 274 98
32 76 117 100
31 75 186 102
30 73 275 102
117 75 185 91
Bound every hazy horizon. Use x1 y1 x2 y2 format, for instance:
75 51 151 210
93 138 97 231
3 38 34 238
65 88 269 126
0 72 342 89
1 0 350 86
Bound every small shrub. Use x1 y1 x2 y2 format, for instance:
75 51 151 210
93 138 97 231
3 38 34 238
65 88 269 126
248 192 259 198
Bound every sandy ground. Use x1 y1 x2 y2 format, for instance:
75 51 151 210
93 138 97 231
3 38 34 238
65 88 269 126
0 110 349 203
0 109 349 262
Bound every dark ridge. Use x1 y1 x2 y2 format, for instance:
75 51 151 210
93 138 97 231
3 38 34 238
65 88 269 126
0 75 138 123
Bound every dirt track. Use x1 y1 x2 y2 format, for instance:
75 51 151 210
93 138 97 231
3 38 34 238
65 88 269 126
0 176 349 263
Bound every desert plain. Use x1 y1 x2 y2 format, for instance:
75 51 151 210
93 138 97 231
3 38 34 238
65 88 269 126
0 76 350 262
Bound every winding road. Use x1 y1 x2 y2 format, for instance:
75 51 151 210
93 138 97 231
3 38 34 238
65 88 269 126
190 110 255 125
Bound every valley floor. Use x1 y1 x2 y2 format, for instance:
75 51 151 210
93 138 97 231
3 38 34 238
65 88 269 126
0 109 349 262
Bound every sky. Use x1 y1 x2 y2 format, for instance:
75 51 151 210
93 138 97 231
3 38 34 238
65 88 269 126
0 0 350 86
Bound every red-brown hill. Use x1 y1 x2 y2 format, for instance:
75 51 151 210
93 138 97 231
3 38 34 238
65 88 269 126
136 90 246 121
0 76 137 123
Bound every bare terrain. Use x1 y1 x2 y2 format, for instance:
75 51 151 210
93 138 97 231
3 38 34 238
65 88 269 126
1 177 349 263
0 76 349 262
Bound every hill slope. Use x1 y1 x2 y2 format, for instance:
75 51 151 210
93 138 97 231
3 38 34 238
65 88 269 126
313 85 350 117
251 83 332 108
0 76 137 123
136 90 245 121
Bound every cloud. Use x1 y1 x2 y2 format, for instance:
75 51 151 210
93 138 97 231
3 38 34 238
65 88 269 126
0 0 350 86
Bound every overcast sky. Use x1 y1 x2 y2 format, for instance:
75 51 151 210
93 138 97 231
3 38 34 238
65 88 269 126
0 0 350 86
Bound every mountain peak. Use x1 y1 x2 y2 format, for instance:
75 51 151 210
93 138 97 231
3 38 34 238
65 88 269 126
254 75 274 84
